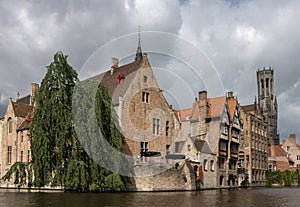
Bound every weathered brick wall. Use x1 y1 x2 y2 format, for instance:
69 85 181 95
282 134 300 168
125 162 196 191
119 58 180 158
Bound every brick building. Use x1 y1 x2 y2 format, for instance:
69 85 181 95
239 100 268 185
281 134 300 169
0 83 38 181
178 91 242 187
174 107 217 189
87 39 181 169
268 145 293 172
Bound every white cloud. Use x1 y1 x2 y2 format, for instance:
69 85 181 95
0 0 300 143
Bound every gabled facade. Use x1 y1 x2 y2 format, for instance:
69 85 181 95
88 53 180 166
268 145 293 172
193 91 242 187
0 83 38 183
174 107 217 189
281 134 300 169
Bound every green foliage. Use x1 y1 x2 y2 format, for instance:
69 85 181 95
266 170 283 187
104 174 124 191
283 170 293 186
30 51 78 187
3 52 126 192
2 162 29 187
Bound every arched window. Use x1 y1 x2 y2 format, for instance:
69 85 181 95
8 118 12 134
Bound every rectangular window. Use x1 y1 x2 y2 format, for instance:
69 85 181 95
152 118 160 135
140 142 148 156
204 159 208 171
219 157 225 169
219 141 227 152
8 118 12 134
20 131 24 142
211 160 215 171
166 121 169 137
143 76 148 83
221 125 228 135
142 91 149 103
27 150 30 163
7 146 12 164
232 129 239 137
20 151 23 162
287 146 290 151
297 155 300 160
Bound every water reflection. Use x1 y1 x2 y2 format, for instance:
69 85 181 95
0 188 300 207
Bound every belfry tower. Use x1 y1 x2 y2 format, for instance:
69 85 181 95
257 67 279 145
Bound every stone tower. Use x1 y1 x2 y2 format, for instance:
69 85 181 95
257 67 279 145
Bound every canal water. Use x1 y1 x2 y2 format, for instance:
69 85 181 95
0 187 300 207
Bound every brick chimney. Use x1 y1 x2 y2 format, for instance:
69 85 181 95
289 134 296 142
227 91 234 100
198 91 208 135
110 57 119 75
30 83 39 106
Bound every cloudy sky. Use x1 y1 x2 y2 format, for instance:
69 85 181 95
1 0 300 143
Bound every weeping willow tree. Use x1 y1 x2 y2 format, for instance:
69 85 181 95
3 52 126 191
30 51 79 187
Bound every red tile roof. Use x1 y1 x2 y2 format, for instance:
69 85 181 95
87 59 142 97
174 108 193 121
227 99 237 120
268 145 286 157
207 96 226 118
12 102 32 118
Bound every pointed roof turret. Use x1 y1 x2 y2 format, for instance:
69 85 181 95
135 26 143 61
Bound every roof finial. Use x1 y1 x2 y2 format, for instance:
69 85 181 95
135 25 143 61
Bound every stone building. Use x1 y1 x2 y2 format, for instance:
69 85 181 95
268 145 293 172
179 91 242 187
281 134 300 169
239 100 268 185
174 107 217 189
0 83 38 182
257 67 279 145
87 38 181 175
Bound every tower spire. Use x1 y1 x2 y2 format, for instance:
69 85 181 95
135 26 143 61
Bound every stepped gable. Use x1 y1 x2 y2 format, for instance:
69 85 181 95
12 101 32 118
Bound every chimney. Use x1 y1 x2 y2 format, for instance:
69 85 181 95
198 91 208 135
199 91 207 115
290 134 296 142
110 57 119 75
30 83 39 106
227 91 234 99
